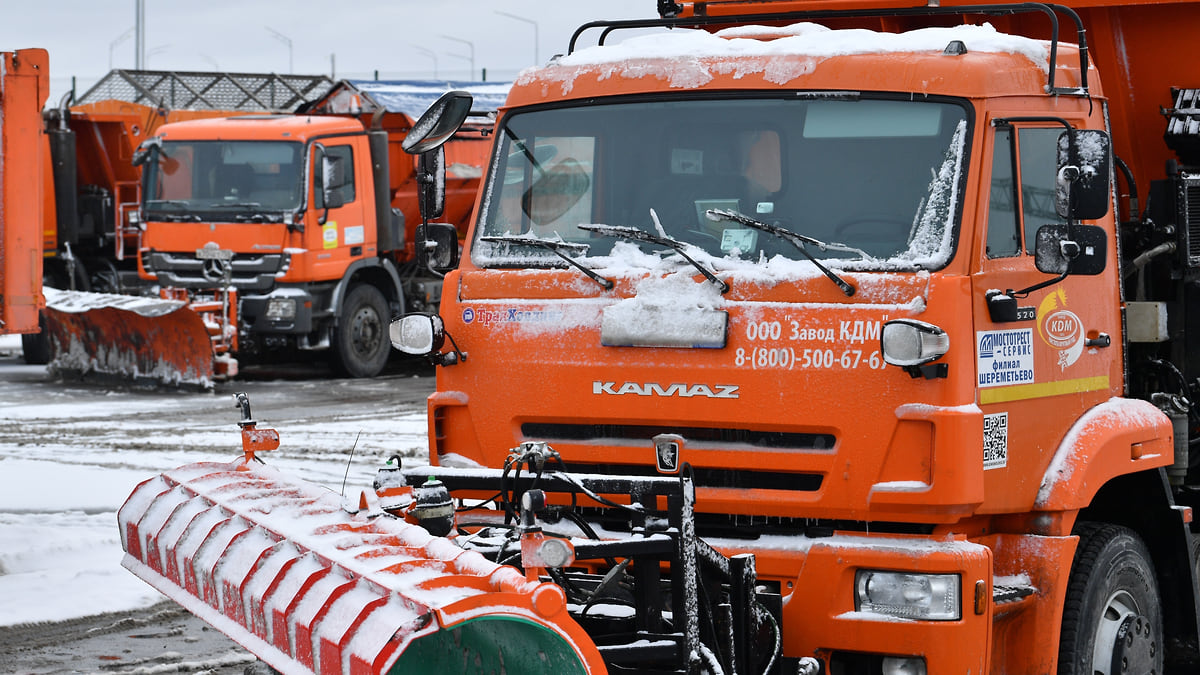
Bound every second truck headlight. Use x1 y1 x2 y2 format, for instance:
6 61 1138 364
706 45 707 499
855 570 961 620
266 298 297 321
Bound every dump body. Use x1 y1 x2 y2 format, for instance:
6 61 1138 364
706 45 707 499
0 49 49 336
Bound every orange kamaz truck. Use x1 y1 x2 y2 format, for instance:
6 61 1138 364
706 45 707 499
131 81 507 378
119 1 1200 673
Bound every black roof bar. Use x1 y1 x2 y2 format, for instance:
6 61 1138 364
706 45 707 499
568 3 1089 96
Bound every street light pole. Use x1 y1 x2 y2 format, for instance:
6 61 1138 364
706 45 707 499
134 0 145 69
110 27 134 71
145 44 170 69
495 11 539 66
440 35 475 80
414 46 439 79
265 26 294 74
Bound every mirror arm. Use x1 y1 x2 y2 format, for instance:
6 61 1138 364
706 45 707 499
1009 270 1070 299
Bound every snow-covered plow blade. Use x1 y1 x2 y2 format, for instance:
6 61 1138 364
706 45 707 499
118 460 602 675
41 288 216 388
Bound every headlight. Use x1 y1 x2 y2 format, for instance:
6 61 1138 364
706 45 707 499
881 319 949 367
855 570 960 620
265 298 297 321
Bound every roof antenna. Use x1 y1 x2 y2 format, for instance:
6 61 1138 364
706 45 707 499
340 430 362 497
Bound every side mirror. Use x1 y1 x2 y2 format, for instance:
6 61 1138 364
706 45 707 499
417 148 445 221
402 91 473 155
1056 129 1111 221
415 221 460 272
1034 224 1107 276
390 313 445 355
132 138 159 167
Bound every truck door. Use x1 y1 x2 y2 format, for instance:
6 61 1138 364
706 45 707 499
310 142 368 281
972 120 1123 512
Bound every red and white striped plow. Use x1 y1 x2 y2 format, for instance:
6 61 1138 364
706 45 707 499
119 460 603 675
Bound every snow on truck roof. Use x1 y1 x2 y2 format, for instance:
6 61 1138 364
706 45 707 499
317 79 512 119
528 22 1053 89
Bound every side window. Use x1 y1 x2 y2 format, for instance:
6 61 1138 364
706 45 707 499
987 128 1020 258
1017 128 1062 252
985 126 1065 258
314 144 355 209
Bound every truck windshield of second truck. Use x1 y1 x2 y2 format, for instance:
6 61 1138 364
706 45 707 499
143 140 303 222
474 95 969 272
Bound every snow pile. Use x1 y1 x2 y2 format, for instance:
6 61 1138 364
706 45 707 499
0 374 429 628
531 22 1052 91
43 287 185 317
601 270 728 347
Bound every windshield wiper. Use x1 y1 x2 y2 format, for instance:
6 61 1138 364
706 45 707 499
145 199 191 208
210 201 263 209
149 212 202 222
480 234 614 290
707 209 861 297
579 223 730 294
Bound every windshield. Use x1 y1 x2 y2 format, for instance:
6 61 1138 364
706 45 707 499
474 96 969 271
143 140 303 221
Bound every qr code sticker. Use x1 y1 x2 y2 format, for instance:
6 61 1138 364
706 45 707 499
983 412 1008 470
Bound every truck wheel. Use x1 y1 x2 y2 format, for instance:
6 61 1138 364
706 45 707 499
20 313 51 364
22 260 82 365
1058 522 1162 675
332 284 390 378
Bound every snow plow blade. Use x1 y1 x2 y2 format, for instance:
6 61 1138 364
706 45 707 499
41 288 216 388
118 460 602 675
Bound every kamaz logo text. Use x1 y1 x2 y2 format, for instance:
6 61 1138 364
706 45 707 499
593 381 740 399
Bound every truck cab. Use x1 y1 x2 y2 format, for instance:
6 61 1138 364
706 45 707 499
394 5 1190 674
137 113 402 376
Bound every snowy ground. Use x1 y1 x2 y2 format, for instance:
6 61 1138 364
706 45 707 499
0 334 435 630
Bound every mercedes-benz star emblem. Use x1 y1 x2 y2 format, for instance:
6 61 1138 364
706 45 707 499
202 257 228 282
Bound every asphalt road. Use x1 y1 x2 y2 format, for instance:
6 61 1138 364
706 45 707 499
0 348 437 675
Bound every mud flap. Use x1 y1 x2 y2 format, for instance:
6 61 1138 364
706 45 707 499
118 460 602 675
41 288 215 388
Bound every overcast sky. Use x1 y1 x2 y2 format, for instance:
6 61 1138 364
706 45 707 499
0 1 652 104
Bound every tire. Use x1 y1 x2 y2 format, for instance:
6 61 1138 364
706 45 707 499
22 259 82 366
20 313 51 365
331 284 391 378
1058 522 1163 675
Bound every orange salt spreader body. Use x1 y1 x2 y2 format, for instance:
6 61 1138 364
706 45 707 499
121 1 1200 673
0 49 49 337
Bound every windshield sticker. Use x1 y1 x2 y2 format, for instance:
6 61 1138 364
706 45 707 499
977 328 1034 388
983 412 1008 469
1038 289 1084 370
322 222 338 250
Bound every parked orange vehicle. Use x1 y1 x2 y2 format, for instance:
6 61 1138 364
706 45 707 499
121 1 1200 673
30 71 337 383
0 48 49 338
132 81 507 378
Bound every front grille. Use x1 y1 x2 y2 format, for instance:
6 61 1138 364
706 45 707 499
564 461 823 492
1180 176 1200 266
522 422 835 450
145 250 287 291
